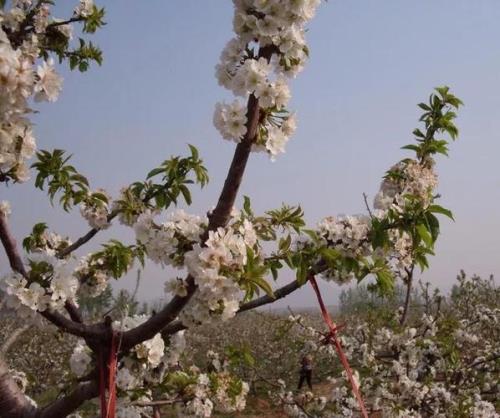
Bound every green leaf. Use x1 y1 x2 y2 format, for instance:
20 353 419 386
252 276 275 299
428 204 454 220
243 195 253 216
401 144 420 152
375 269 395 295
146 167 165 179
417 224 433 247
278 235 291 253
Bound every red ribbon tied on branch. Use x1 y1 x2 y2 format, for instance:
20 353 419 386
309 275 369 418
99 330 118 418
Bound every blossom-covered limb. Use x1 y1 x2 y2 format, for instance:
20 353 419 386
207 46 275 231
58 226 100 258
121 276 196 350
161 276 309 337
1 209 96 339
58 145 208 257
121 48 276 349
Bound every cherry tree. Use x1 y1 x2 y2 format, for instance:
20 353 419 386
0 1 486 417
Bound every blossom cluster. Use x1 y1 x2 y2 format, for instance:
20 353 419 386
134 209 206 267
291 154 441 285
2 253 78 319
0 5 66 182
114 315 166 368
213 0 319 159
74 255 109 297
172 367 249 417
374 158 438 213
181 217 259 326
79 190 112 230
0 200 11 217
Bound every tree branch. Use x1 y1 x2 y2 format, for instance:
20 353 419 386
38 380 99 418
58 226 101 258
40 310 105 341
400 265 414 325
0 207 94 340
0 358 37 418
161 278 306 337
0 213 27 277
121 46 277 350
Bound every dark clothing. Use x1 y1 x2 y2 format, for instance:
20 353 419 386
298 369 313 390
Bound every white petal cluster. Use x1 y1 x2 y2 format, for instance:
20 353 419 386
316 215 371 284
375 158 438 213
74 0 94 18
74 255 108 297
165 330 186 366
388 230 413 275
114 315 165 368
165 277 189 297
173 367 250 418
212 373 250 413
134 210 206 267
116 366 139 391
34 58 62 102
214 0 319 159
69 340 92 378
184 396 214 418
0 200 11 217
213 100 248 142
181 218 259 326
273 384 325 418
80 190 112 230
23 227 72 257
8 368 29 393
0 10 64 182
3 253 79 315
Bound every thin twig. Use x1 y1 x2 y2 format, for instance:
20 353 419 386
362 192 374 219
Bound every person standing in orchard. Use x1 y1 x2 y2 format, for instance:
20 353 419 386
298 355 313 391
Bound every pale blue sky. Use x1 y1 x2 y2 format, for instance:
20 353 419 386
2 1 500 307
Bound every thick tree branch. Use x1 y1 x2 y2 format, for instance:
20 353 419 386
121 277 196 350
0 213 27 277
38 380 99 418
65 301 84 323
40 310 105 340
0 358 37 418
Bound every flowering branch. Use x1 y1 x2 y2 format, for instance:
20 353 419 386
0 211 100 340
121 46 277 349
161 276 309 338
